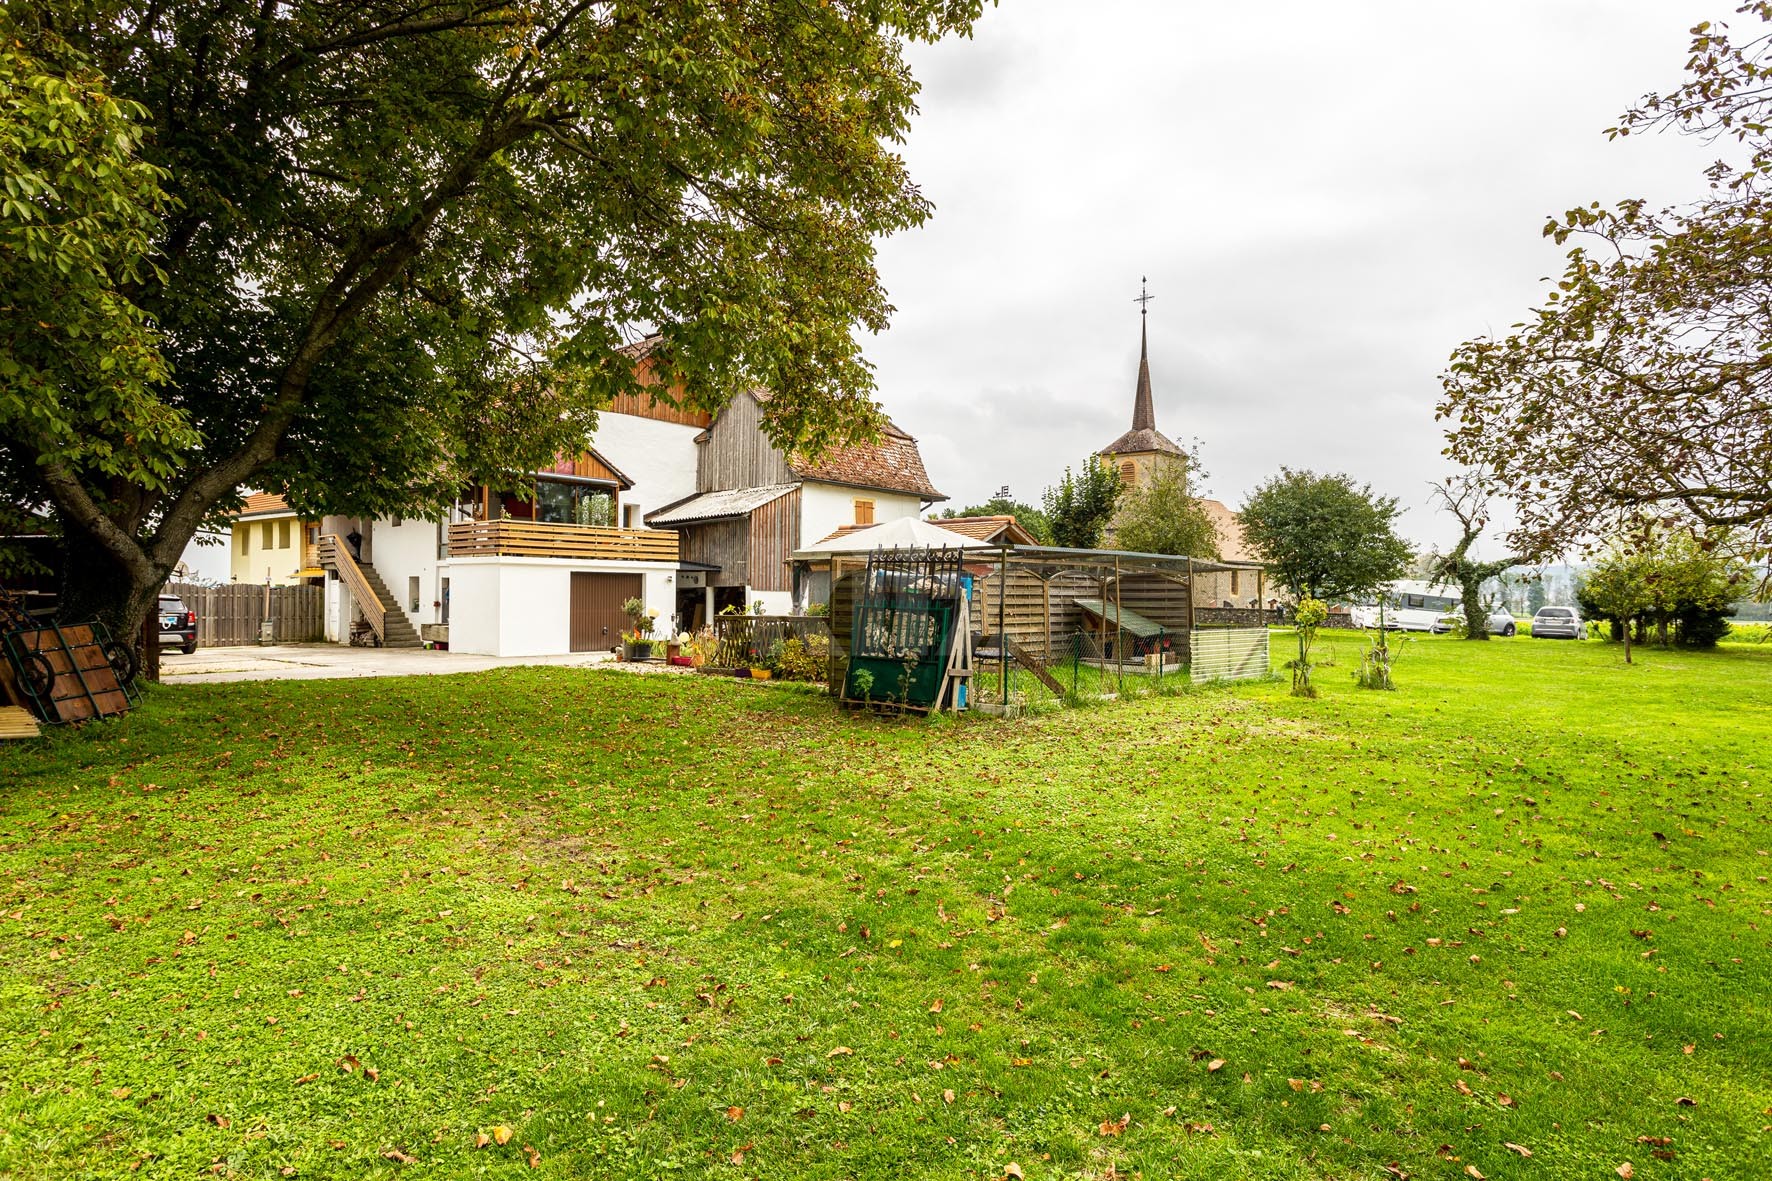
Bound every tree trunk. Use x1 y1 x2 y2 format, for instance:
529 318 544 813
1623 618 1633 665
1460 576 1490 640
57 526 175 683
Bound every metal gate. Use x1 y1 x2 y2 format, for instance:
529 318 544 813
569 572 641 653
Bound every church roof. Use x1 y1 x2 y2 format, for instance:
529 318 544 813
1099 318 1182 457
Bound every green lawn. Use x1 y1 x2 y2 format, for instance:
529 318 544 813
3 631 1769 1180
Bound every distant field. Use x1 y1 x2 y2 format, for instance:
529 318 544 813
2 631 1768 1179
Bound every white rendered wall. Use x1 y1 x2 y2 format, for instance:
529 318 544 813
591 411 702 522
798 483 925 550
441 557 676 657
368 516 447 629
173 530 232 584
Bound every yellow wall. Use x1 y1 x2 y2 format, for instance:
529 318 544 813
229 514 314 585
1098 449 1184 493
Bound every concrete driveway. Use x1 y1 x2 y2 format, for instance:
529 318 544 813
158 644 686 684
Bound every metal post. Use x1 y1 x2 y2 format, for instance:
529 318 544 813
1113 554 1123 695
997 545 1008 707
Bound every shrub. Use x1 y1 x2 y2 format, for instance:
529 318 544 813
770 635 830 682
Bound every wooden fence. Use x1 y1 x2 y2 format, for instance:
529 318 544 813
710 614 830 670
163 582 325 646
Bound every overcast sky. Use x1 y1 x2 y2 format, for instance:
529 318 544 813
868 0 1723 554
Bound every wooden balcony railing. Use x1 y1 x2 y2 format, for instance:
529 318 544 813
447 519 680 562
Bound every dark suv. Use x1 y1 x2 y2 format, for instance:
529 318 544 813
158 593 198 654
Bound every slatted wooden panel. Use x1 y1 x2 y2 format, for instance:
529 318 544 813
696 393 794 491
680 520 749 587
747 487 800 592
971 569 1193 663
446 520 679 561
164 582 324 646
613 356 714 427
10 623 130 721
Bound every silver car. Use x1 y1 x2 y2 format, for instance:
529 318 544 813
1531 606 1583 640
1436 607 1519 636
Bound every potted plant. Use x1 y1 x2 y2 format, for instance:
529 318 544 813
621 597 658 660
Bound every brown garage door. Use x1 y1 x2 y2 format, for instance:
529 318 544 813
570 572 643 653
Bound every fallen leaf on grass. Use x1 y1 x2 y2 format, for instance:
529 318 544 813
338 1055 360 1074
827 1046 853 1058
1616 1164 1634 1180
929 998 943 1013
111 1087 132 1099
726 1106 744 1122
1005 1165 1024 1180
474 1133 490 1149
382 1149 417 1165
524 1144 540 1168
1464 1167 1485 1180
942 1089 955 1105
731 1143 752 1166
1504 1142 1532 1157
1496 1093 1515 1108
491 1125 514 1146
1099 1113 1130 1136
206 1113 230 1128
1206 1058 1226 1073
293 1074 320 1086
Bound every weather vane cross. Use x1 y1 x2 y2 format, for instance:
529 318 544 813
1134 277 1154 317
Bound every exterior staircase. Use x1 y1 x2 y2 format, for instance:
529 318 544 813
317 535 422 648
355 562 422 648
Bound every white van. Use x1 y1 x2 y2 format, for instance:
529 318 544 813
1349 581 1459 633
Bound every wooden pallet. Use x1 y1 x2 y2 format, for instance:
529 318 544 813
0 706 41 740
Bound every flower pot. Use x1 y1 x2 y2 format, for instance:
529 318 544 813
750 667 772 680
624 640 654 661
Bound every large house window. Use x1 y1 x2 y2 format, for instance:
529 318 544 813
853 499 875 526
261 521 274 549
1119 460 1137 484
239 528 249 554
278 519 292 549
1230 570 1241 596
534 477 614 526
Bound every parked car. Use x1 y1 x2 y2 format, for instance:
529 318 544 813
157 593 198 654
1531 605 1583 640
1436 606 1520 636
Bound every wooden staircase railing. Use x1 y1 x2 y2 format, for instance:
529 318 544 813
317 535 386 644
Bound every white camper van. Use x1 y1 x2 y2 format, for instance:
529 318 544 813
1348 580 1460 633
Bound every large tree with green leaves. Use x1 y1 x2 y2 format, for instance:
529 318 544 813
1238 468 1413 602
0 1 987 642
1042 458 1121 550
1108 458 1219 558
1440 6 1772 580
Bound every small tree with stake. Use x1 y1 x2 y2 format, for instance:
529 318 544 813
1289 597 1329 698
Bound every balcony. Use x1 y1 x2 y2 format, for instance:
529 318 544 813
447 519 680 563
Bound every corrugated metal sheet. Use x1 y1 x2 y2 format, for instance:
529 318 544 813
648 483 798 526
1190 628 1270 683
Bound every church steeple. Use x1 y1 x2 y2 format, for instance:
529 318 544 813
1099 276 1182 460
1132 315 1156 431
